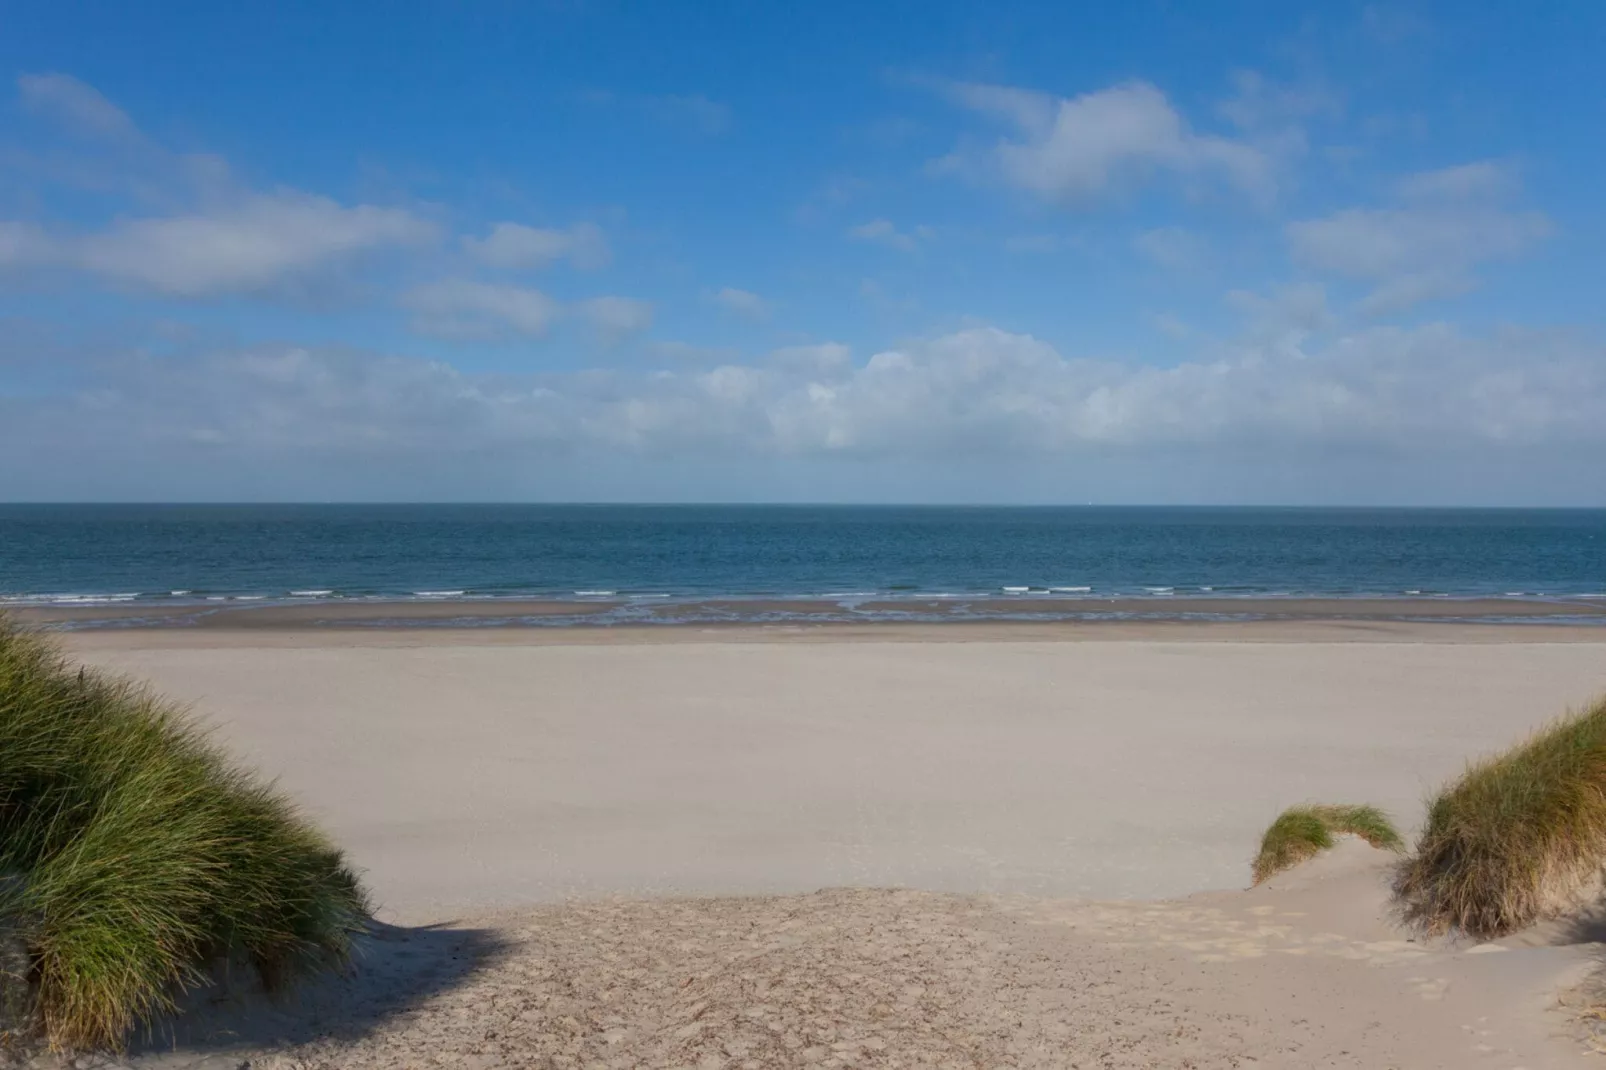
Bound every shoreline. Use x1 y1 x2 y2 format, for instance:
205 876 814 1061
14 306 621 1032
16 593 1606 633
48 618 1606 648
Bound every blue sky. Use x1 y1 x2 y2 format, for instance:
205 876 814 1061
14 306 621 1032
2 1 1604 503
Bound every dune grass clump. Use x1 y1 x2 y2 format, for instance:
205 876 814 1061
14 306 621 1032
1393 696 1606 940
1252 803 1403 884
0 616 369 1051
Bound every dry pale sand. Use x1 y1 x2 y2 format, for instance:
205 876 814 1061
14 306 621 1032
44 627 1606 1068
115 843 1606 1070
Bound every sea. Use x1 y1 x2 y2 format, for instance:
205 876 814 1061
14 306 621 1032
3 504 1606 625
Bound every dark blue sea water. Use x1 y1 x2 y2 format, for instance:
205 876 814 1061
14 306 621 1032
3 506 1606 617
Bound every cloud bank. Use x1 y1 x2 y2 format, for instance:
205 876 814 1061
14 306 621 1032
8 322 1602 500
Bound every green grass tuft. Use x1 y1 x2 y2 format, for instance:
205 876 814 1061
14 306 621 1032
1252 803 1403 884
0 615 369 1051
1393 695 1606 940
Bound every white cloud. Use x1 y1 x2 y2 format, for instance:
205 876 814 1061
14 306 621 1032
578 296 654 342
0 221 53 266
18 72 139 140
709 286 771 319
462 221 610 271
941 80 1272 203
1288 208 1544 279
848 219 932 251
1215 70 1340 134
58 193 437 297
1287 162 1549 313
857 278 918 314
1226 283 1334 344
0 195 436 297
404 279 560 339
1153 312 1192 340
4 76 437 298
1003 233 1062 254
1395 160 1514 202
1134 226 1206 271
650 340 739 364
766 343 852 375
21 324 1604 466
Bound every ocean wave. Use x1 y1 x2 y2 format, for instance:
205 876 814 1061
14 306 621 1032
0 593 141 606
1049 586 1092 593
574 590 617 597
1001 586 1030 594
290 589 335 597
1144 587 1175 595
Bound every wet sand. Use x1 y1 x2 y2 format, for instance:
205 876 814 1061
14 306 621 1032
17 593 1606 637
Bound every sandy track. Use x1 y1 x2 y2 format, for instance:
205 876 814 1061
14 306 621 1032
125 846 1600 1069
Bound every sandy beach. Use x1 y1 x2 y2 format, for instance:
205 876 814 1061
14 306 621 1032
54 625 1606 1067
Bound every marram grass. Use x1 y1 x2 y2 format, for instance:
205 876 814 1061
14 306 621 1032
0 616 368 1051
1394 695 1606 940
1252 804 1403 884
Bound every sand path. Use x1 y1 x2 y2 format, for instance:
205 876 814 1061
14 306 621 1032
116 844 1600 1069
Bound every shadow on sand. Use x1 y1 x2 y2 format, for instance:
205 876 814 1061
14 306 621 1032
122 919 515 1066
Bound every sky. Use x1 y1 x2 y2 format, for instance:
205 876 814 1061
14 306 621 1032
2 0 1604 504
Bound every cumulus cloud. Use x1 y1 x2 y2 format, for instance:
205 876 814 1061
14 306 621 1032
404 279 560 339
848 219 932 251
16 324 1604 472
18 72 139 140
462 221 610 271
940 80 1272 203
1287 160 1550 313
709 287 771 319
